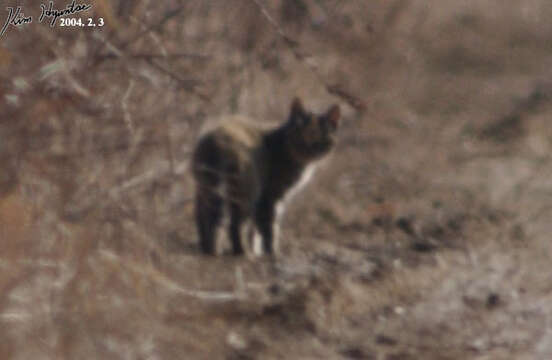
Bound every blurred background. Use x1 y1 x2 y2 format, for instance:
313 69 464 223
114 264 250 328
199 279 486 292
2 0 552 358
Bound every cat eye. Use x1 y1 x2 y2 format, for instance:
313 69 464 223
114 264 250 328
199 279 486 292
321 116 337 132
295 114 311 128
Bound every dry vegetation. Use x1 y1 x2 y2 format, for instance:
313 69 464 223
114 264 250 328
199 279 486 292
2 0 552 359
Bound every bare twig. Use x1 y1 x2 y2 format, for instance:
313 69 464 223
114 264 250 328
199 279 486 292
92 31 124 58
119 6 187 51
122 79 135 131
250 0 298 48
89 4 184 67
327 84 367 113
98 53 211 61
146 58 211 102
108 160 188 198
164 112 175 175
99 250 244 302
147 26 168 57
62 157 190 220
249 0 366 112
92 6 209 102
39 56 91 98
92 30 209 102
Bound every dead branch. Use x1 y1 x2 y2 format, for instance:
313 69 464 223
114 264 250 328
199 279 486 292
121 79 135 131
99 250 245 302
146 58 211 102
249 0 366 113
98 53 211 61
119 6 187 51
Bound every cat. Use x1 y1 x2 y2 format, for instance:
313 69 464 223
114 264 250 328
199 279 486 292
192 97 340 256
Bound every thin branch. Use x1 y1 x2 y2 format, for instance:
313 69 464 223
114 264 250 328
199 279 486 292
119 6 187 51
249 0 366 112
327 84 367 113
98 53 211 61
146 58 211 102
92 31 209 102
92 31 124 58
122 79 135 131
99 250 244 302
108 160 186 198
250 0 298 48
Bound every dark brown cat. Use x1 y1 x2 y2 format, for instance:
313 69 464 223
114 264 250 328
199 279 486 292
192 98 340 256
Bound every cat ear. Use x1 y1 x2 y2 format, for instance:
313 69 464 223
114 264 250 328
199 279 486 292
326 104 340 129
290 97 306 118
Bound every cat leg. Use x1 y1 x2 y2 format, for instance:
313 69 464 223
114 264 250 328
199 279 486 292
255 198 276 255
195 191 223 255
228 204 246 255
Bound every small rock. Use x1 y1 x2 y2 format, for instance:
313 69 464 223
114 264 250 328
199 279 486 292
470 338 487 352
396 217 417 237
394 306 405 315
486 293 501 309
267 283 281 296
226 331 248 351
340 347 370 359
375 334 397 346
411 240 437 253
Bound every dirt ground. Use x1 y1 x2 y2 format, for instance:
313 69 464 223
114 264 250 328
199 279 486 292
2 1 552 359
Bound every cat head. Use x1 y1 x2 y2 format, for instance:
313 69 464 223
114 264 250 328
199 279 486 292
286 97 340 161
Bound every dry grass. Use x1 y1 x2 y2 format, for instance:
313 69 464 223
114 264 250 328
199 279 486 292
2 0 552 358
